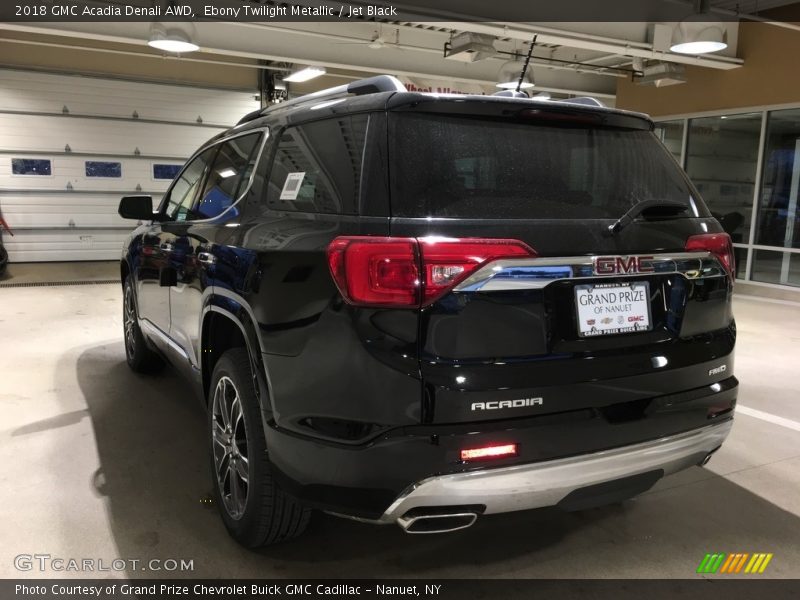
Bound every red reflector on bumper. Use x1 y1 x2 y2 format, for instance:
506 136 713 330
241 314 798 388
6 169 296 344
460 444 518 461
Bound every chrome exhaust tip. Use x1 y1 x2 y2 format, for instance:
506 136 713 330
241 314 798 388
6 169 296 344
698 444 722 467
397 512 478 534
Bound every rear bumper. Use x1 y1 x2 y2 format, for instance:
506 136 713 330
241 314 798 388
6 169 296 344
266 376 738 520
377 419 732 523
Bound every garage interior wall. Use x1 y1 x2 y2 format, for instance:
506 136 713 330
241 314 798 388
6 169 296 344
0 68 259 262
618 11 800 293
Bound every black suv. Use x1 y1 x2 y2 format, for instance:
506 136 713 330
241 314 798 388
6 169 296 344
118 75 737 547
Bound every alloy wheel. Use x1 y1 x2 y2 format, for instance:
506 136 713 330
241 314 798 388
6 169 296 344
211 376 249 519
123 285 136 357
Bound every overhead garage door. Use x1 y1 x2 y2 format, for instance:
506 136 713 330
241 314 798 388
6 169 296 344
0 69 260 262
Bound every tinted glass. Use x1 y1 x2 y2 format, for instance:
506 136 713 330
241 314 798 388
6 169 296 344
266 115 368 215
390 113 700 219
194 133 262 220
153 164 183 180
85 161 121 177
685 113 761 244
12 158 51 175
756 108 800 249
165 147 216 222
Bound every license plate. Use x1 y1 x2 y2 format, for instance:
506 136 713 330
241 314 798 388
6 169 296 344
575 281 651 337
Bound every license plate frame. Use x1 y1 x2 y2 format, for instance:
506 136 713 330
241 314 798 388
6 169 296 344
575 281 652 338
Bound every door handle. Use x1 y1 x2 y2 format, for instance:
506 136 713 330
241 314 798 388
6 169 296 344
197 251 217 265
160 242 175 252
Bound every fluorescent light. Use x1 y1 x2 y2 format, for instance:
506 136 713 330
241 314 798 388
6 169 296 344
671 39 727 54
282 66 326 83
217 168 236 178
148 24 199 53
670 20 727 54
496 79 535 90
148 38 199 53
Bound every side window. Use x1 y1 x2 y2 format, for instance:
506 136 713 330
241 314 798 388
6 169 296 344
194 133 262 220
164 147 217 222
266 115 368 215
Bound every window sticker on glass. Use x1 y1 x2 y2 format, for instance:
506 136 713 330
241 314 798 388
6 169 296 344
280 172 306 200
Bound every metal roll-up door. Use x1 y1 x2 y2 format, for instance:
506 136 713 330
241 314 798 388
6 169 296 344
0 68 260 261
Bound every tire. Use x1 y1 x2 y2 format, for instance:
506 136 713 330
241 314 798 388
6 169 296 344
123 276 164 373
209 347 311 547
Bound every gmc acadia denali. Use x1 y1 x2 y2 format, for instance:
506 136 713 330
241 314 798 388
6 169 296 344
117 76 737 547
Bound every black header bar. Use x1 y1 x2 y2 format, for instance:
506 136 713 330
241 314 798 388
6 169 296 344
0 0 772 23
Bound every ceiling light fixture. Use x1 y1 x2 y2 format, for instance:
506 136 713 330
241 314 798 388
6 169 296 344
495 35 538 93
496 60 535 90
670 0 728 54
282 66 326 83
147 23 199 53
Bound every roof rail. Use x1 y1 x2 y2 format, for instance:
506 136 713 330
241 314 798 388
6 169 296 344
237 75 407 125
556 97 605 108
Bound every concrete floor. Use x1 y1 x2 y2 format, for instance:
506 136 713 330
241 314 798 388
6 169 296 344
1 280 799 579
0 260 118 285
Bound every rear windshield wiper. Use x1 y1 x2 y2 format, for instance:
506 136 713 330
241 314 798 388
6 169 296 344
608 199 689 235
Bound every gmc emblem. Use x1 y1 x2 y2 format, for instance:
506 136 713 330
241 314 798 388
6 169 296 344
594 256 654 275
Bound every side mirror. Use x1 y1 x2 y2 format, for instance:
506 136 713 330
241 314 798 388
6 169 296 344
119 196 157 220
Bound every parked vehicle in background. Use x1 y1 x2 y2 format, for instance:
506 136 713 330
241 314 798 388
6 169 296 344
117 76 737 547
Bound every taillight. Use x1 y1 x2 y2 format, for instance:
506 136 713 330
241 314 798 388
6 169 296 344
327 237 419 307
327 236 536 308
460 443 519 461
418 237 534 304
685 233 735 280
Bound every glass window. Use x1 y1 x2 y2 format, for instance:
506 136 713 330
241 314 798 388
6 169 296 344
266 115 369 215
194 133 262 220
12 158 51 175
751 249 800 287
164 147 217 222
153 164 183 180
756 108 800 250
85 161 121 178
733 247 747 280
654 120 684 165
685 113 761 245
389 113 702 220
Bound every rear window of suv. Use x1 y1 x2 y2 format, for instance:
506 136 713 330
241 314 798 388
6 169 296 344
389 112 703 220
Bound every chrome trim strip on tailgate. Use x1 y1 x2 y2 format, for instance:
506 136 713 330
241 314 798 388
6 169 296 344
378 420 732 523
455 251 725 292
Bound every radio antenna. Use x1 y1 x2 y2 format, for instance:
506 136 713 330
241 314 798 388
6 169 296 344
516 35 537 93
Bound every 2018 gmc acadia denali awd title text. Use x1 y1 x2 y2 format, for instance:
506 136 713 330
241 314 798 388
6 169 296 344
117 76 737 546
